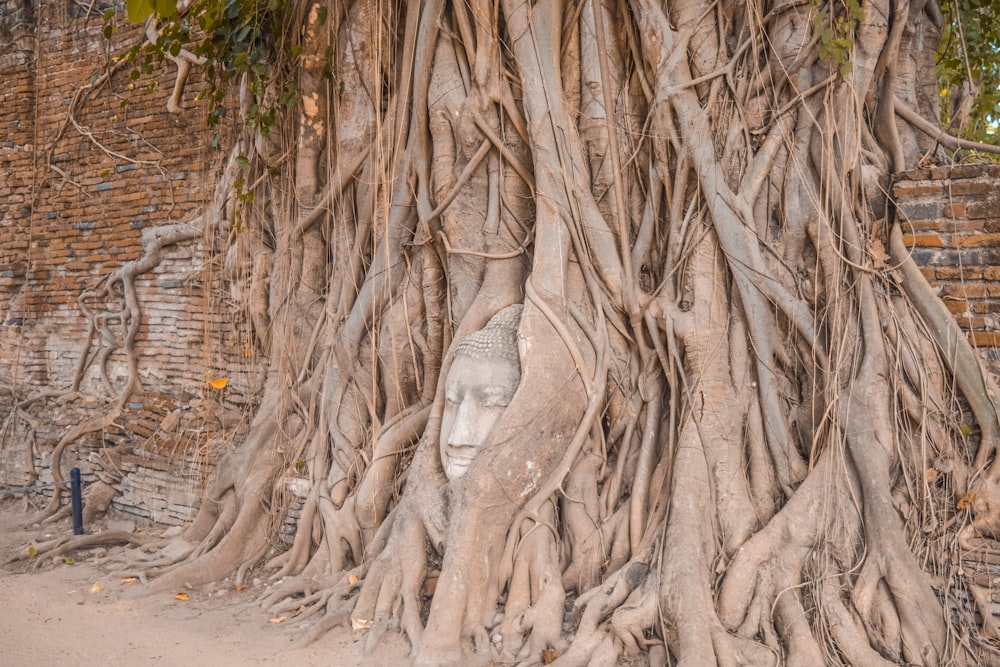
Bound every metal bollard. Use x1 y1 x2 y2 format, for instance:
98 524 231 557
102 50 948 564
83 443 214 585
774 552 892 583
71 467 83 535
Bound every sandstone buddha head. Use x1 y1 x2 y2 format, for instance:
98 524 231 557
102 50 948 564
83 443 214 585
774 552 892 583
439 304 523 480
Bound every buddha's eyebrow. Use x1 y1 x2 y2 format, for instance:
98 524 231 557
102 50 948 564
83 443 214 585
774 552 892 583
475 385 515 399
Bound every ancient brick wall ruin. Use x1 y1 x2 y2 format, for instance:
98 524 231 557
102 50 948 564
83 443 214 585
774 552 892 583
894 163 1000 385
0 4 267 526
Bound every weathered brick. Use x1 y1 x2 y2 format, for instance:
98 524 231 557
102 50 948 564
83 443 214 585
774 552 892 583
955 315 985 329
893 182 942 197
949 180 998 196
941 283 987 299
897 201 944 221
967 200 1000 220
970 332 1000 347
953 233 1000 248
943 299 969 314
902 233 946 248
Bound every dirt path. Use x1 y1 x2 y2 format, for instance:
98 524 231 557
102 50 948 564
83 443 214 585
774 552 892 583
0 501 409 667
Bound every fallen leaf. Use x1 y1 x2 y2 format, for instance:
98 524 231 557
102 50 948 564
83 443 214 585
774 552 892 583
91 582 103 593
870 240 889 269
269 616 287 624
122 577 138 583
208 377 228 390
27 546 37 560
62 556 75 565
958 491 976 511
348 575 359 585
174 591 190 601
925 468 939 484
542 648 562 664
351 617 373 631
235 584 246 591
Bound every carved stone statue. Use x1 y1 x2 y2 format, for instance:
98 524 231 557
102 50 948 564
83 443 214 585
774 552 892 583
439 304 523 480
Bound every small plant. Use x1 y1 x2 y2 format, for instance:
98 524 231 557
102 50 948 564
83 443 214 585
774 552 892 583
811 0 865 78
106 0 311 138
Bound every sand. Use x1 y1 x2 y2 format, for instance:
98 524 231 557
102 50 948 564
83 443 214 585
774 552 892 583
0 501 410 667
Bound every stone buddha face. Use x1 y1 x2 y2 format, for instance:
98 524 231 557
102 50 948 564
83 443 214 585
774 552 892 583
439 305 523 480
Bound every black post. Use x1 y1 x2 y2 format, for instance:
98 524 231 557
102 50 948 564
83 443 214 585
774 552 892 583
70 467 83 535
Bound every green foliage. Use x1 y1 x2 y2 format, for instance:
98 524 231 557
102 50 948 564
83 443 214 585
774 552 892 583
938 0 1000 145
126 0 178 23
810 0 865 79
111 0 304 137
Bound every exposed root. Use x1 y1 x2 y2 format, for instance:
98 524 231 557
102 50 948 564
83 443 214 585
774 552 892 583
30 0 1000 664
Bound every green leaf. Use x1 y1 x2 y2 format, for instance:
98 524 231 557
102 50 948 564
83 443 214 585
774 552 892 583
152 0 178 19
126 0 154 23
315 6 328 25
235 155 251 169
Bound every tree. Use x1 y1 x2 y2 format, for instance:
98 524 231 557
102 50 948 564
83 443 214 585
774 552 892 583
937 0 1000 145
33 0 1000 664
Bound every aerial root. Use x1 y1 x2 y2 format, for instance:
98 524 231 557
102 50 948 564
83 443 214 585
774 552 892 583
819 579 897 666
495 503 565 661
608 583 658 655
549 558 654 666
7 531 145 566
352 507 427 653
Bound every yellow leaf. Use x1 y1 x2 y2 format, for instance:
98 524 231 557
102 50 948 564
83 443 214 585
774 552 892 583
269 616 287 624
91 582 103 593
208 377 228 390
62 557 75 565
351 617 373 631
348 575 359 585
542 648 562 664
174 591 190 601
122 577 138 584
27 546 37 560
235 584 246 591
958 491 976 511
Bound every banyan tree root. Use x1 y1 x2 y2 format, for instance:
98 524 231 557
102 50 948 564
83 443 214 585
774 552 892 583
4 531 146 567
36 0 1000 665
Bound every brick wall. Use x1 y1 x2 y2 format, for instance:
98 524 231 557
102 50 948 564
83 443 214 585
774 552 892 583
895 163 1000 378
0 3 264 524
0 0 36 384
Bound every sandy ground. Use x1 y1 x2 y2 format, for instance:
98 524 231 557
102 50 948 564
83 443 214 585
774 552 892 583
0 500 410 667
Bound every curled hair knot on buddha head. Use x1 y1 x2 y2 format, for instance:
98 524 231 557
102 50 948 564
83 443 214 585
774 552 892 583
452 304 523 368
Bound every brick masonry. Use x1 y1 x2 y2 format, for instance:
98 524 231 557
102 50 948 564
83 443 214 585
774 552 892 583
0 3 269 526
894 163 1000 374
0 3 998 529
